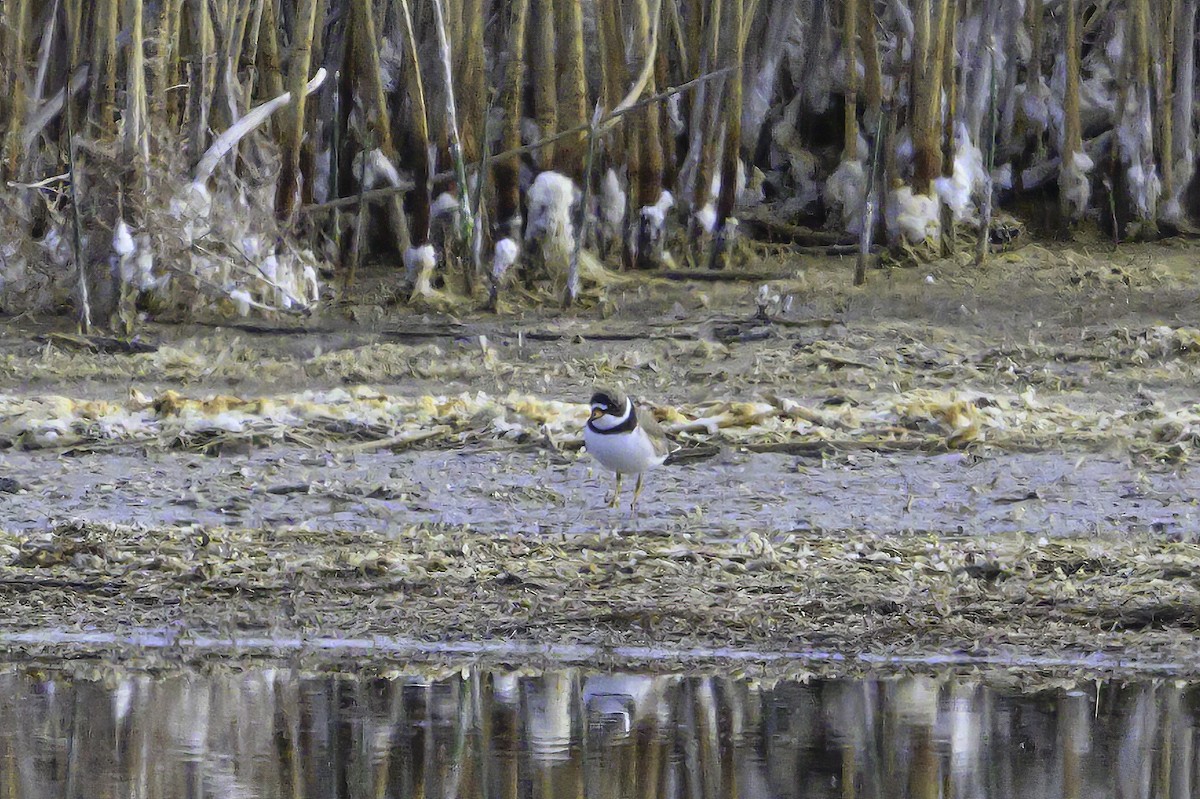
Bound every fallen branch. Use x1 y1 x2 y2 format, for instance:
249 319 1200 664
192 67 327 183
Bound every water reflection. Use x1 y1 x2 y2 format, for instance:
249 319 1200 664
0 668 1195 798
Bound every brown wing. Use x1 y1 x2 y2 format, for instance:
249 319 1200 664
635 403 673 458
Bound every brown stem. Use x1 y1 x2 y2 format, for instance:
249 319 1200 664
494 0 530 236
553 0 588 177
274 0 320 219
529 0 557 167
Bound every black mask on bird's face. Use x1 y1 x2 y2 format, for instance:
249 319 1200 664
588 390 626 422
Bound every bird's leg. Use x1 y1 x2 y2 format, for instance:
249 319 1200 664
630 473 645 521
608 473 623 508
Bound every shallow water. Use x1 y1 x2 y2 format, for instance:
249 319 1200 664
1 667 1195 798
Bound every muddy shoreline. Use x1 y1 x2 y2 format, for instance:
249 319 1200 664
3 241 1200 678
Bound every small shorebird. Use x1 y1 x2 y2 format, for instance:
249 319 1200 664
584 386 671 518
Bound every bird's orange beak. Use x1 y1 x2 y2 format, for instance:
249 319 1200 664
589 407 604 421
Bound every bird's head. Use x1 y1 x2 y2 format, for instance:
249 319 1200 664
588 386 629 423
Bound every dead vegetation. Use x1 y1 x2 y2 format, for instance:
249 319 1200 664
2 520 1200 678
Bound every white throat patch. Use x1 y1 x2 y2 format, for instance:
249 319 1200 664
591 398 632 430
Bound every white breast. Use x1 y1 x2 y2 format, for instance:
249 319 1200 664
584 424 666 475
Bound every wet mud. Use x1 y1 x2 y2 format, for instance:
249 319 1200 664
3 240 1200 677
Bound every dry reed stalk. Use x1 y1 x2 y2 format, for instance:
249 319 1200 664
859 0 883 127
1128 0 1157 234
92 0 121 136
348 0 413 257
940 0 959 162
530 0 558 166
229 0 254 73
598 0 629 170
256 0 284 99
656 29 678 191
193 67 326 183
910 0 947 194
494 0 530 240
240 0 265 84
1026 0 1042 88
125 0 150 185
431 0 477 292
842 0 859 159
397 0 433 252
634 0 667 270
1 0 32 177
274 0 321 219
708 0 744 269
666 0 688 78
976 51 996 266
691 4 723 222
206 0 239 134
552 0 589 177
1170 0 1197 218
856 113 886 286
456 0 487 165
1059 0 1082 223
1158 0 1180 210
939 0 960 254
65 0 85 71
152 0 185 123
63 44 91 334
185 0 214 160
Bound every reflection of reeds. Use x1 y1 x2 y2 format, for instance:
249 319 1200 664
4 669 1200 798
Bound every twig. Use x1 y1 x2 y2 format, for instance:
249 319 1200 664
63 38 91 335
856 112 887 286
566 105 603 305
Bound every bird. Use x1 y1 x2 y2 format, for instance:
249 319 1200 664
583 386 671 519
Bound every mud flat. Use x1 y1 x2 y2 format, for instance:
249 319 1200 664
3 241 1200 677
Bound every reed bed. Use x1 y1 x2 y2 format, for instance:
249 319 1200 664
0 1 1197 324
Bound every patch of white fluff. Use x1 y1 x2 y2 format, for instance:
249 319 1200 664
667 94 685 136
894 129 914 163
380 37 403 94
168 181 212 246
695 203 718 234
492 237 519 280
1116 88 1161 221
0 240 26 299
780 146 821 213
314 148 331 204
525 172 579 272
642 189 674 229
1060 151 1094 221
355 149 404 190
431 191 459 219
42 227 72 268
933 125 988 224
113 220 135 257
302 261 320 304
737 166 766 207
1017 79 1051 133
599 168 626 246
404 244 438 296
886 187 941 244
991 163 1013 192
825 159 867 235
229 288 255 317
